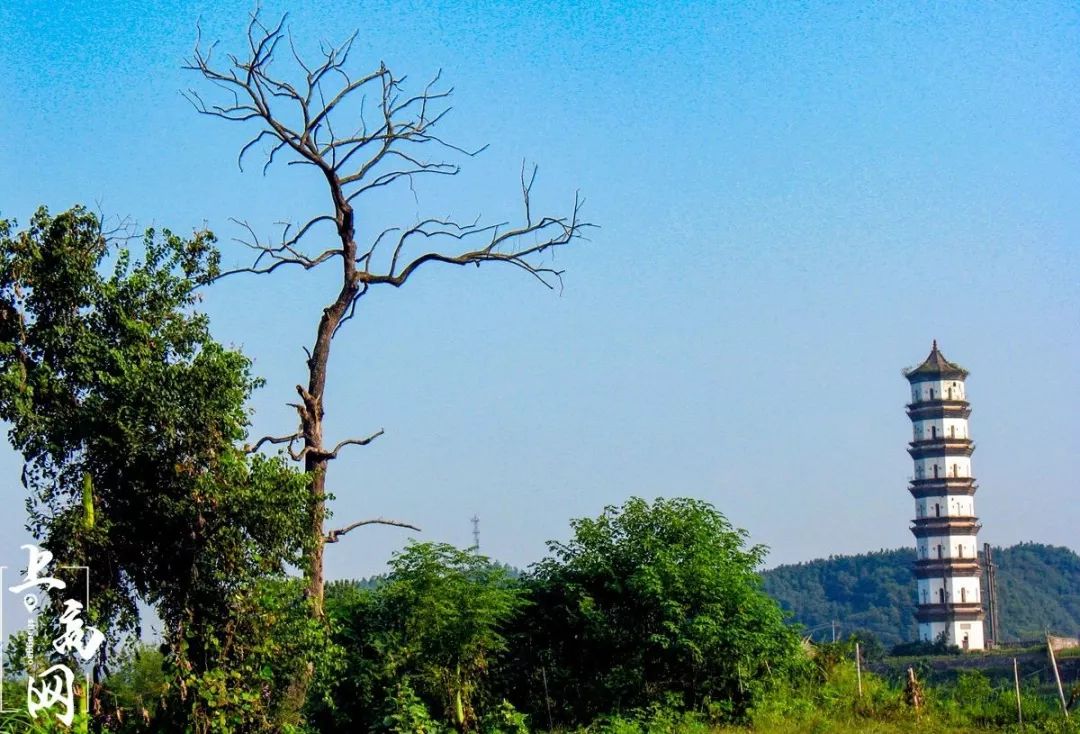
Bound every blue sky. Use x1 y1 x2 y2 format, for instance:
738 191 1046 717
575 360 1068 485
0 0 1078 610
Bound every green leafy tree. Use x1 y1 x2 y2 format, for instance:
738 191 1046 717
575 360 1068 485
0 207 315 732
313 543 526 732
380 543 526 731
513 497 803 725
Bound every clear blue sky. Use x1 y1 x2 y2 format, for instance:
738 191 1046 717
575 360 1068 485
0 0 1077 600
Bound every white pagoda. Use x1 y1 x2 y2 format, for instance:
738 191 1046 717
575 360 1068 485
904 341 985 650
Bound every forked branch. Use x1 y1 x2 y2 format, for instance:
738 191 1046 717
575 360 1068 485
245 431 302 454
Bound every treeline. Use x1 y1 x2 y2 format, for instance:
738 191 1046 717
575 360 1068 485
306 496 803 732
8 500 1080 733
1 496 809 732
762 543 1080 647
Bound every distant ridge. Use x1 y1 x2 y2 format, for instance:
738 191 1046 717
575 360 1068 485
761 543 1080 647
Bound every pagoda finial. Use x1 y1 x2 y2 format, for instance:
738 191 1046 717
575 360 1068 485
932 339 938 351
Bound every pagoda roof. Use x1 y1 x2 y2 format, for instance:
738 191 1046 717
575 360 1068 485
903 340 968 382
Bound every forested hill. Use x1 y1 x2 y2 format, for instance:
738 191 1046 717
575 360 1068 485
761 543 1080 647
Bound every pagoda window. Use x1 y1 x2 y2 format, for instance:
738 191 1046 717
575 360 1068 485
937 544 943 559
930 387 936 400
961 587 967 603
958 545 964 558
933 464 939 478
934 503 940 517
952 463 959 477
939 588 946 604
948 386 953 400
949 425 955 438
931 425 937 439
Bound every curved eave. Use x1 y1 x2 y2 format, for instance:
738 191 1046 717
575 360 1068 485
913 559 981 577
907 439 975 459
905 368 968 383
915 603 984 622
910 519 982 538
906 401 972 419
908 478 977 498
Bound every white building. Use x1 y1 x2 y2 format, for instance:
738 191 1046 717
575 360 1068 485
903 342 985 650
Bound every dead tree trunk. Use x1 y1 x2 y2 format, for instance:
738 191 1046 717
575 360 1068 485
185 10 590 620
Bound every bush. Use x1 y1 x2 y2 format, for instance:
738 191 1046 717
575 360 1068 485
509 497 804 726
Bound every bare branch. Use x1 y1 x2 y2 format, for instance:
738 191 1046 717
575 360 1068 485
521 160 538 226
322 429 384 460
244 431 302 454
324 518 421 543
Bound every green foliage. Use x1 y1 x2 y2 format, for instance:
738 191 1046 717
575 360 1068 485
749 645 1080 734
994 542 1080 640
312 542 526 732
478 700 530 734
567 700 714 734
762 548 919 647
0 207 312 732
0 709 93 734
762 543 1080 646
160 577 338 734
98 644 167 727
512 497 803 726
889 634 961 657
851 631 886 662
381 679 447 733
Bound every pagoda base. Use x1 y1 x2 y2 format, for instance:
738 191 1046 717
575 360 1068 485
918 619 985 651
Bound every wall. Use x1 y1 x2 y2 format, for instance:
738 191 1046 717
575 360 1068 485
910 379 966 403
914 456 972 479
914 495 975 519
912 417 969 440
918 620 986 650
916 535 979 560
917 576 981 605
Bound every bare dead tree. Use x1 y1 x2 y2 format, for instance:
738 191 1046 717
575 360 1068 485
184 10 590 618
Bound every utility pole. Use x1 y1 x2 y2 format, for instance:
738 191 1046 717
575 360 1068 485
855 642 863 698
1048 634 1069 718
1013 657 1023 726
985 543 1000 646
470 514 480 551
